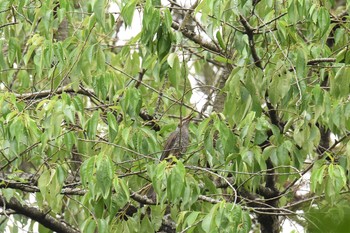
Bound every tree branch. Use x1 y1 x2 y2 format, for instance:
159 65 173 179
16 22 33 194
239 15 263 69
0 196 79 233
14 86 96 100
0 22 18 29
307 58 336 65
171 21 221 54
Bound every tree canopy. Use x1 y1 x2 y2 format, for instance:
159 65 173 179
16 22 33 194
1 0 350 232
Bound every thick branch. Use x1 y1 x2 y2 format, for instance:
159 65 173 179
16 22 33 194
0 196 79 233
171 21 221 54
130 192 155 205
307 58 336 65
239 15 263 69
14 87 96 100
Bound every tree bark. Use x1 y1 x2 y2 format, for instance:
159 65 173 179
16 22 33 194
0 196 79 233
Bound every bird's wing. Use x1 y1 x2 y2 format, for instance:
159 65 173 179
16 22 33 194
160 131 178 160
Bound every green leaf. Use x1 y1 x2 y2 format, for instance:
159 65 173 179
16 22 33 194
167 53 177 68
328 164 346 195
73 96 84 112
41 9 52 36
38 169 51 199
122 126 134 148
151 162 167 196
287 0 298 24
157 25 172 60
85 45 95 64
113 178 130 205
168 55 181 88
80 156 96 187
8 37 20 65
214 55 234 64
163 8 172 29
296 49 306 79
82 217 97 233
93 0 106 27
167 161 186 202
97 219 108 233
317 7 330 38
202 203 220 233
56 165 67 185
94 197 105 218
269 72 291 105
216 31 226 49
121 0 137 26
240 211 252 233
230 205 242 230
17 70 30 90
182 174 200 209
330 66 350 98
96 47 106 71
63 105 75 124
86 111 99 140
185 211 200 227
141 215 154 232
10 116 24 140
141 6 160 44
293 126 305 147
310 164 327 192
63 131 75 152
120 88 142 117
53 42 65 64
96 153 114 199
277 20 287 42
107 112 118 142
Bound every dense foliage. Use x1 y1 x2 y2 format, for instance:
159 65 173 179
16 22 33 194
1 0 350 232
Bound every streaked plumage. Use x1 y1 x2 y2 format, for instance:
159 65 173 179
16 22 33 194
160 116 191 160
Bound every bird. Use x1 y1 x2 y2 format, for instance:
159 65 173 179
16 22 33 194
160 115 192 161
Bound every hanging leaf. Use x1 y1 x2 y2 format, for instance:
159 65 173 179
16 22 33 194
86 111 100 140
